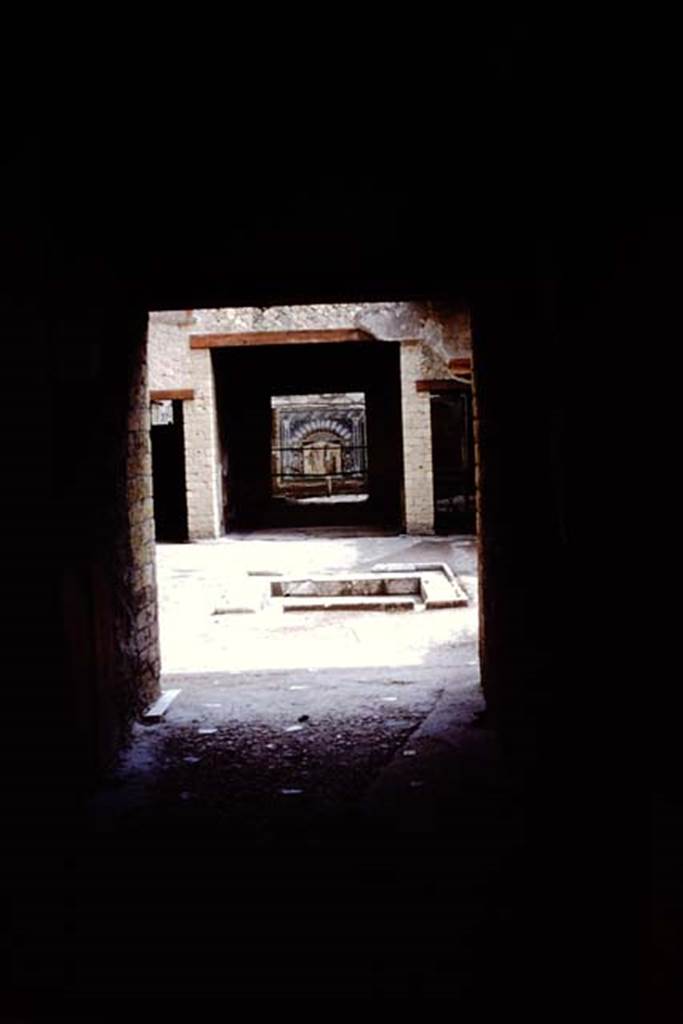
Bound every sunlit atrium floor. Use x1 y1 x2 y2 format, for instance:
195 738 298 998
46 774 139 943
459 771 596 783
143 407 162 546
155 528 479 674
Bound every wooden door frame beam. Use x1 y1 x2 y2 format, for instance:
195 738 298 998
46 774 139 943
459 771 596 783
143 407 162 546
189 328 376 350
150 388 195 401
415 378 471 393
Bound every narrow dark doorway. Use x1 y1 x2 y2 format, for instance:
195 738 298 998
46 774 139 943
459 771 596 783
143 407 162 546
431 388 475 533
150 399 189 541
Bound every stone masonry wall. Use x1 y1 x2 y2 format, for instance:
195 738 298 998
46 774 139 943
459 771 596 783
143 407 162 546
55 310 161 778
186 301 471 360
120 336 161 712
148 302 471 537
146 308 194 387
183 348 222 539
400 341 436 533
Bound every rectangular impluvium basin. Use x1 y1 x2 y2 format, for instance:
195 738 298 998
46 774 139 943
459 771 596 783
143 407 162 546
270 566 468 612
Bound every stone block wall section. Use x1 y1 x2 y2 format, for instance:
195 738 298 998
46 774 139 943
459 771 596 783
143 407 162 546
183 348 223 540
120 336 161 713
55 310 162 776
400 341 435 533
146 308 195 388
147 302 472 538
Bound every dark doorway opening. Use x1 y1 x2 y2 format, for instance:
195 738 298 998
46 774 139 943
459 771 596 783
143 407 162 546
431 388 475 534
150 399 189 541
214 341 403 530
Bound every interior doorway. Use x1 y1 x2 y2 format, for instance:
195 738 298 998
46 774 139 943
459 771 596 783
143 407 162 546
214 341 404 531
150 398 189 542
430 387 476 534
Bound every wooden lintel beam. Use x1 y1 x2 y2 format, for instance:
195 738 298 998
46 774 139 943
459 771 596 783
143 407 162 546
189 328 375 349
150 389 195 401
416 378 471 392
448 357 473 369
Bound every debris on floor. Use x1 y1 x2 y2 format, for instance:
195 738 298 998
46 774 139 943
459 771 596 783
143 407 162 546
142 688 182 724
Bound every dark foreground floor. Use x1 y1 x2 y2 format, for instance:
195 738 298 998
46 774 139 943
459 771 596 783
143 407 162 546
5 642 651 1014
7 749 651 1016
6 706 612 1015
